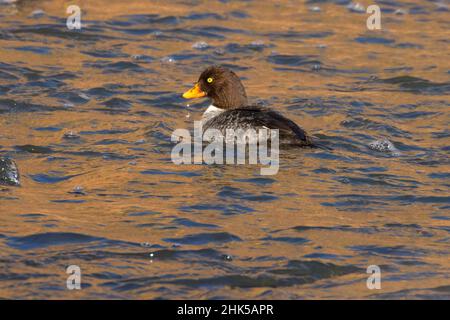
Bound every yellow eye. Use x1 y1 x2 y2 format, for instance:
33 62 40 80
207 77 213 83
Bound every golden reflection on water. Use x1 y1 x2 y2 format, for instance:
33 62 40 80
0 0 449 299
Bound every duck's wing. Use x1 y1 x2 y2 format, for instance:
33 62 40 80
204 106 314 146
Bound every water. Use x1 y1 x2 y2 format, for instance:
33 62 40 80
0 0 449 299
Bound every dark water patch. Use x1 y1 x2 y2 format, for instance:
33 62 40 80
378 76 450 94
0 62 43 81
13 46 51 55
335 173 420 188
105 259 360 291
355 36 395 45
85 87 117 98
428 172 450 180
268 54 322 68
350 245 426 258
139 92 186 110
313 167 337 174
31 172 82 184
141 169 201 177
185 13 226 21
0 272 52 282
62 150 138 161
79 128 137 136
0 70 18 80
114 14 180 26
305 150 353 162
101 98 132 110
388 195 450 205
51 199 86 204
163 27 226 40
303 253 341 260
15 145 54 154
50 90 90 104
0 98 60 114
265 30 333 39
223 42 271 54
341 117 410 137
128 211 160 217
33 126 62 132
18 213 47 219
180 203 254 215
432 130 450 139
384 66 414 73
409 5 428 14
262 236 310 245
229 10 250 19
233 177 275 185
291 225 378 234
83 60 151 74
320 196 389 210
218 186 278 202
172 218 219 229
391 110 439 119
93 139 129 146
163 232 241 245
9 24 116 42
81 49 128 58
394 42 424 49
271 260 361 278
384 223 433 237
6 232 105 250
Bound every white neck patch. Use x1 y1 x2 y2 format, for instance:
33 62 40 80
202 105 224 122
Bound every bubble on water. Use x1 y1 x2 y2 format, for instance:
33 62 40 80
192 41 209 50
394 9 408 15
309 6 321 12
70 186 86 195
63 131 80 140
435 2 448 11
222 254 233 261
78 93 90 100
347 2 365 13
214 48 225 56
63 102 75 109
135 139 146 145
30 9 45 18
161 56 175 63
368 139 401 156
132 54 152 62
249 40 265 48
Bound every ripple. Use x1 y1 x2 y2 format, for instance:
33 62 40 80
6 232 105 250
163 232 241 245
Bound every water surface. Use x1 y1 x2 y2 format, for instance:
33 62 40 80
0 0 449 299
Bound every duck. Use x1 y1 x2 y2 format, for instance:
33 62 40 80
182 65 315 147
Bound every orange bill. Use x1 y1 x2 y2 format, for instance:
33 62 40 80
182 83 206 99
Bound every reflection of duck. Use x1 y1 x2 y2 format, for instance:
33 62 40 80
182 65 315 147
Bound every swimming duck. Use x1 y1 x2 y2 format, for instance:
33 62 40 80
182 65 314 147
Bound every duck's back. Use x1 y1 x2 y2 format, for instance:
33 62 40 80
203 105 314 147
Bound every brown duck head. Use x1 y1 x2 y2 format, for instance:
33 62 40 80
182 65 248 110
